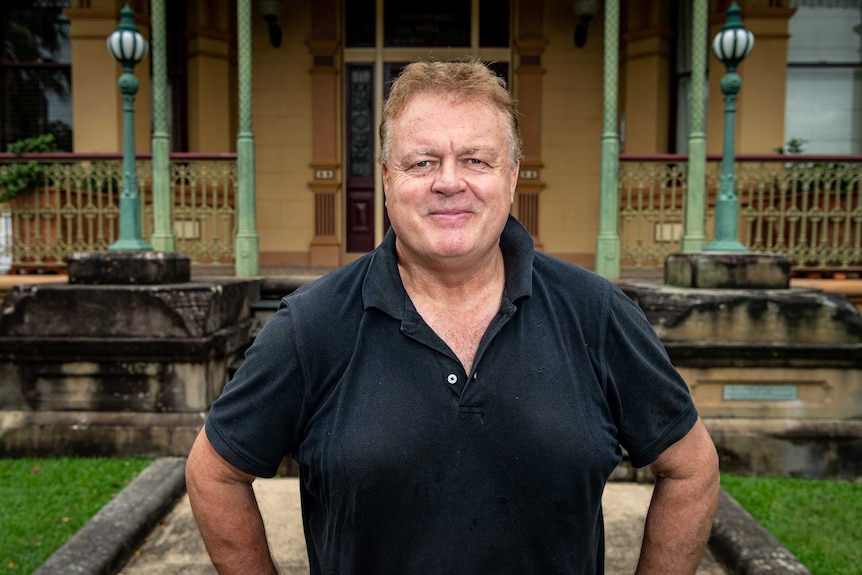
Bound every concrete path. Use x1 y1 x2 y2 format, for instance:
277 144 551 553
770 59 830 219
117 478 729 575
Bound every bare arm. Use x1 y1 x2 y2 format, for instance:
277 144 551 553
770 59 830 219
186 427 279 575
635 418 720 575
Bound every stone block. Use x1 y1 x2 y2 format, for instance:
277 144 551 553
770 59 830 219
0 280 253 338
618 280 862 428
67 251 191 285
619 282 862 345
0 280 259 414
665 252 791 290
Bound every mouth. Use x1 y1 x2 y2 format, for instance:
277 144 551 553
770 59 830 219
428 209 473 223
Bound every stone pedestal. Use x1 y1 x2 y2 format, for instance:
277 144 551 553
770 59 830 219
618 278 862 479
0 275 260 457
67 251 191 284
665 251 791 290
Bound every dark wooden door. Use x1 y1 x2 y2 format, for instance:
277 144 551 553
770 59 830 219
345 64 376 252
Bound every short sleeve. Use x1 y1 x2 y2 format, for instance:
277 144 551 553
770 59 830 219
601 285 698 468
205 302 308 478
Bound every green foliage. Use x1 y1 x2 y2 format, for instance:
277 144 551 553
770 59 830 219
721 473 862 575
0 457 152 573
775 137 808 155
0 134 59 202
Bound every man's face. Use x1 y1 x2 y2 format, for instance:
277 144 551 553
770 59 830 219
382 93 519 267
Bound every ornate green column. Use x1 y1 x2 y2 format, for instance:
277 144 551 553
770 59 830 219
235 0 259 277
682 0 708 252
149 0 175 252
595 0 621 279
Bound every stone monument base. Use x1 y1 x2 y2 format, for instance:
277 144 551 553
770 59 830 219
618 278 862 479
0 277 260 456
0 411 204 457
665 251 791 290
67 250 191 285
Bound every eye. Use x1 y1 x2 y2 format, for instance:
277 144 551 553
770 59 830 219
414 160 431 168
467 158 485 166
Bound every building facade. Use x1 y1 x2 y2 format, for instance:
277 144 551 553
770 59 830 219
2 0 859 270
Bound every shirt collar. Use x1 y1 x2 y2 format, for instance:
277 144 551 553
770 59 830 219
362 215 534 319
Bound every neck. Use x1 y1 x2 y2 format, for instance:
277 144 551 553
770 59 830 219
397 245 505 303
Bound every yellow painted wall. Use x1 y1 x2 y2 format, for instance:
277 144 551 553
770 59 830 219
736 10 794 154
537 0 604 265
622 1 673 155
623 34 671 154
253 0 316 260
186 1 233 152
67 6 122 153
187 34 232 152
132 19 152 155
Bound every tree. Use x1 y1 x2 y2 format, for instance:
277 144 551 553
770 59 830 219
0 1 72 151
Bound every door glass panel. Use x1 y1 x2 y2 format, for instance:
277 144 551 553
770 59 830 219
384 1 470 47
479 0 510 47
345 0 375 48
348 65 374 178
346 64 376 252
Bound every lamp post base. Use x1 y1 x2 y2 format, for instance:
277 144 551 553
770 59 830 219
108 237 154 251
664 251 791 290
703 238 748 252
67 251 190 285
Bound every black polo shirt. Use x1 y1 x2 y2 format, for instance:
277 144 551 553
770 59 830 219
206 216 697 575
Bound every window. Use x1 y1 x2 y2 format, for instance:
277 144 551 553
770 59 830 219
0 0 72 151
785 1 862 154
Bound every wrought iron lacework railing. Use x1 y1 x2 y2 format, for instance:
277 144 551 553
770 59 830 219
0 153 237 271
619 154 862 274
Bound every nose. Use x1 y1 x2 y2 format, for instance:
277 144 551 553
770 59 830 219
432 159 464 197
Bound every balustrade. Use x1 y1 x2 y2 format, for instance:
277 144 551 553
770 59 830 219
619 154 862 274
2 153 859 275
0 153 236 271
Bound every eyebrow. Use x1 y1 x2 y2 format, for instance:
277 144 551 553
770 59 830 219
397 146 500 161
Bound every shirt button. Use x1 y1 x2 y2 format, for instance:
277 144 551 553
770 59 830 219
447 374 458 385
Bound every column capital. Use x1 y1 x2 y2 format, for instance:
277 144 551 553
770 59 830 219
515 38 547 56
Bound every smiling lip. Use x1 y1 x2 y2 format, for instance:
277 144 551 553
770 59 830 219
429 210 472 223
429 208 472 216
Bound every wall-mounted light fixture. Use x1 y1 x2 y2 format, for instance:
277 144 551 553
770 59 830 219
259 0 284 48
573 0 599 48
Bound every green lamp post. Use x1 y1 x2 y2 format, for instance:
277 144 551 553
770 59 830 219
704 2 754 252
106 4 153 251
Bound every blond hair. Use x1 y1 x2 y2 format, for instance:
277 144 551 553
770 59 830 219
378 60 523 168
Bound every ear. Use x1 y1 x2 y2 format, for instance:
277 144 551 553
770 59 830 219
381 163 390 204
509 162 520 203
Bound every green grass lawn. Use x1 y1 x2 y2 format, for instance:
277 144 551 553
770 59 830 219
0 457 152 574
721 473 862 575
1 459 858 574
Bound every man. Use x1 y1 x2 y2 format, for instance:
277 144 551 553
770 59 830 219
186 60 719 575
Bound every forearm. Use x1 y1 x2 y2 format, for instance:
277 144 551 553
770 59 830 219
635 419 720 575
186 430 279 575
634 472 719 574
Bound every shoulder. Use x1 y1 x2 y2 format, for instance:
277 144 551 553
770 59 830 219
526 252 651 340
531 252 616 307
281 254 372 322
